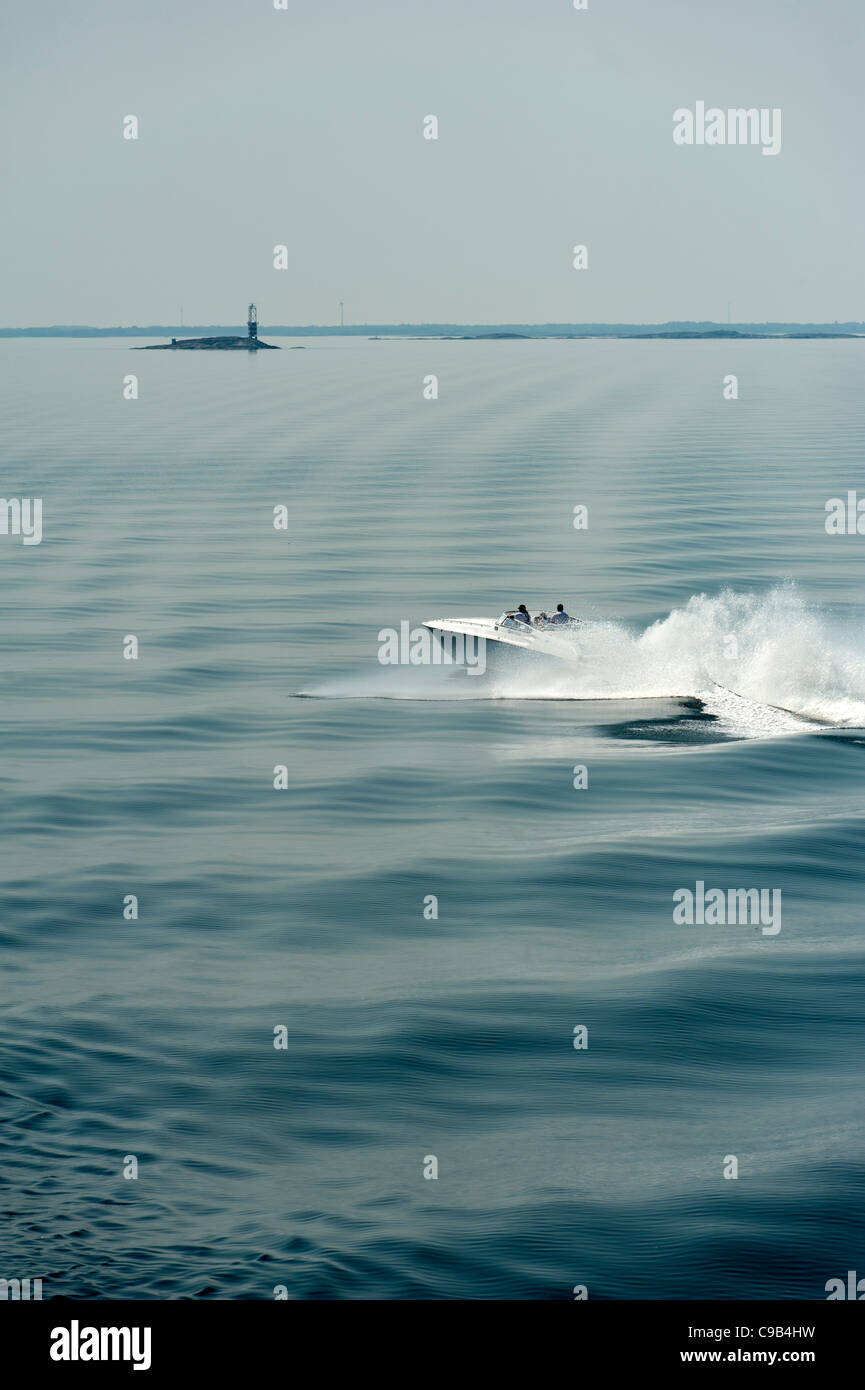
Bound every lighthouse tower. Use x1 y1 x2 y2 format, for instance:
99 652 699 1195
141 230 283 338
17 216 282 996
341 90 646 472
247 303 258 348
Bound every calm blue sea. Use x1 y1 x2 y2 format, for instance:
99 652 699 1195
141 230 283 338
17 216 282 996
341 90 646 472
1 337 864 1298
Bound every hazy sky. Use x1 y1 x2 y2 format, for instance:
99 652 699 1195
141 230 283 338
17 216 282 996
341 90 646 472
1 0 862 325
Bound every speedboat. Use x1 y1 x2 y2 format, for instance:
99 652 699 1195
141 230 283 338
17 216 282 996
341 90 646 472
423 612 587 659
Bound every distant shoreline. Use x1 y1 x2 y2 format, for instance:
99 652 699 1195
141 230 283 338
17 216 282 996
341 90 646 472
1 321 862 340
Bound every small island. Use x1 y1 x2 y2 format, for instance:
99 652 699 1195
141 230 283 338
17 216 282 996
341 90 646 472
137 303 279 351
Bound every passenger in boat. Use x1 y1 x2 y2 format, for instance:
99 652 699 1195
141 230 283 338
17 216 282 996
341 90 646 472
500 600 536 628
534 611 549 626
548 603 569 624
502 604 531 627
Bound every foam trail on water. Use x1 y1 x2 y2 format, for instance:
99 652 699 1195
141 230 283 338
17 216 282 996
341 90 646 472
651 585 865 727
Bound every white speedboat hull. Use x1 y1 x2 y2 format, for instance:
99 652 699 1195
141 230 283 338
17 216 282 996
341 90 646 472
423 615 586 659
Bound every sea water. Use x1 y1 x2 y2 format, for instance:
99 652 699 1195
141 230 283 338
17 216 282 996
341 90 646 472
1 336 863 1298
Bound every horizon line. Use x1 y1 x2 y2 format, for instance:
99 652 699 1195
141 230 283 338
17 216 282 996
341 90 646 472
1 318 863 336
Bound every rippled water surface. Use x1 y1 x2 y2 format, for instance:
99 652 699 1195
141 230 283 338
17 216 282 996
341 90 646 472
1 337 864 1298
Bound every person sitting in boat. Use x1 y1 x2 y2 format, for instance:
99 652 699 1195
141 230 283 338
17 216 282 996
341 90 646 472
502 604 531 627
548 603 569 624
534 611 549 626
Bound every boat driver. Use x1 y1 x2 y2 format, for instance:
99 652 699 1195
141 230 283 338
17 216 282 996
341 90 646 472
548 603 569 624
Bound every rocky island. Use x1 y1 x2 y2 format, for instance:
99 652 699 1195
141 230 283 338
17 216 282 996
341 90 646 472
139 334 278 350
137 303 279 350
